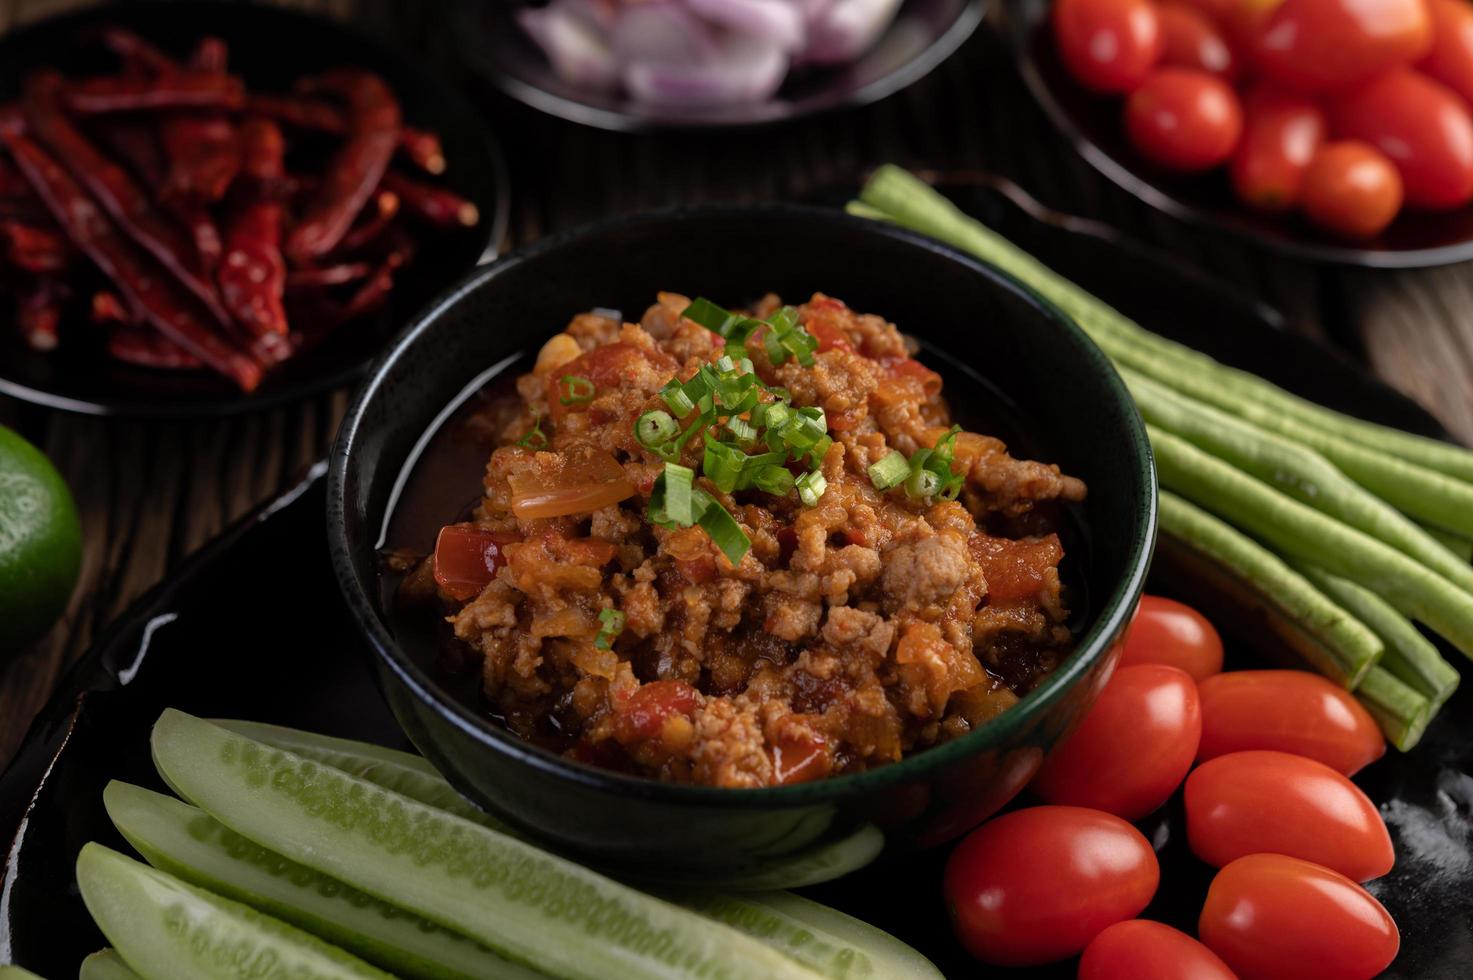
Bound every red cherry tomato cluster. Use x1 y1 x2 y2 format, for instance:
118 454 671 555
942 594 1401 979
1051 0 1473 238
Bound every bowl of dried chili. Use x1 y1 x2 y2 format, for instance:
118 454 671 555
0 1 508 417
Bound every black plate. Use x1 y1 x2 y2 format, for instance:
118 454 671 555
455 0 985 132
2 187 1469 978
1002 0 1473 268
0 2 510 418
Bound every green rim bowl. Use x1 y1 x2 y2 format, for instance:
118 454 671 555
328 205 1157 887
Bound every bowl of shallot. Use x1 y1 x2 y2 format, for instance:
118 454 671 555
456 0 986 130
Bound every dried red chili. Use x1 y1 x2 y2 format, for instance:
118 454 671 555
17 279 63 352
90 290 133 327
381 171 479 228
107 327 203 370
22 71 230 327
285 71 401 261
158 37 238 205
1 128 260 390
285 261 372 289
245 93 443 174
217 117 287 339
336 189 398 253
1 219 70 274
64 71 246 113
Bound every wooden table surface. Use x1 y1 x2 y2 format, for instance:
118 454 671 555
3 0 1472 770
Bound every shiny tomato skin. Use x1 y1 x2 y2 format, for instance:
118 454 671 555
943 806 1160 966
1301 139 1405 236
1119 595 1224 680
1420 0 1473 105
1158 3 1239 78
1331 68 1473 209
1230 89 1328 210
1199 853 1399 980
1185 750 1394 881
1251 0 1433 92
1125 68 1245 171
1053 0 1163 92
1198 669 1386 774
1030 664 1201 819
1079 919 1238 980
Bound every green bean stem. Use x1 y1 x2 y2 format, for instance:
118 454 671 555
1158 491 1383 688
1355 667 1433 752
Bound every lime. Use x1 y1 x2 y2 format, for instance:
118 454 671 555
0 425 81 657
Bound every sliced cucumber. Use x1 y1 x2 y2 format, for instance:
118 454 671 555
0 966 45 979
76 843 393 980
211 719 513 833
152 710 822 980
103 781 542 980
78 950 140 980
676 891 942 980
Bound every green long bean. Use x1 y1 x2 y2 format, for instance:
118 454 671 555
1151 426 1473 660
1157 491 1383 687
1128 369 1473 594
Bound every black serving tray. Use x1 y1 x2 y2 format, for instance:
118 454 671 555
3 185 1469 978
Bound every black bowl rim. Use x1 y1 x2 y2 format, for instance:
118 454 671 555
0 0 512 418
1004 10 1473 269
458 1 988 133
327 203 1158 806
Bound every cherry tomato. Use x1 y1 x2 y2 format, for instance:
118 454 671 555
1185 750 1394 881
1126 68 1244 171
1420 0 1473 106
1177 0 1246 28
1301 140 1405 237
1119 595 1224 680
433 525 520 601
1198 669 1386 774
1199 854 1399 980
1230 89 1328 210
1053 0 1163 93
1079 919 1238 980
1030 664 1201 819
1331 68 1473 209
943 806 1160 966
1251 0 1432 92
1158 3 1239 78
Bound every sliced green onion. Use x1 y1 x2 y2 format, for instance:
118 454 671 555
796 470 827 507
735 452 786 490
660 379 695 417
703 436 747 494
752 465 796 496
808 434 833 466
905 467 941 500
778 409 827 453
681 298 736 334
767 387 792 404
516 412 547 450
594 608 625 650
725 415 759 446
636 410 678 449
693 491 751 566
868 451 911 490
559 375 595 405
651 462 697 527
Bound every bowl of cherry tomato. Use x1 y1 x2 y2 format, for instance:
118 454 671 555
1003 0 1473 265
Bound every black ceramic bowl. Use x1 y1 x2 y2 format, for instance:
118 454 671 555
0 1 509 417
328 206 1156 886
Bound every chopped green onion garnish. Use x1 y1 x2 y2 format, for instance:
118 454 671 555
693 490 750 566
636 410 678 449
796 470 827 507
516 411 547 450
594 608 625 650
559 375 595 405
808 434 833 465
703 435 747 494
725 415 759 446
868 450 911 490
660 378 695 417
681 297 737 334
752 464 795 496
905 467 941 500
650 462 697 527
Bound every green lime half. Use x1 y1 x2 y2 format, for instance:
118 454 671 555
0 425 81 657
